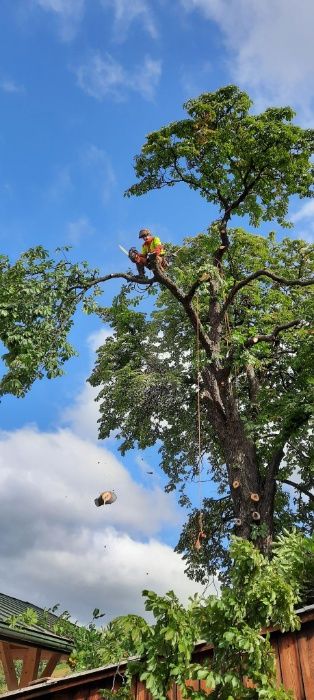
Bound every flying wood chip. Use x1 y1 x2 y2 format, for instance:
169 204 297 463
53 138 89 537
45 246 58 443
94 490 117 507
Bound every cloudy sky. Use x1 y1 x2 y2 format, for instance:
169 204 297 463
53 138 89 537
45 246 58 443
0 0 313 624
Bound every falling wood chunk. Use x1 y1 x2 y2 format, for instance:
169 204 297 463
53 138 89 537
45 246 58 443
94 491 117 507
252 511 260 520
250 493 260 502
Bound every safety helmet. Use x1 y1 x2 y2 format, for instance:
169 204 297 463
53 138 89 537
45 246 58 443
139 228 151 239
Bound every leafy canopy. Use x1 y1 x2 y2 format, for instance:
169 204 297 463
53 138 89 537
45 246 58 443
126 85 314 227
90 229 314 579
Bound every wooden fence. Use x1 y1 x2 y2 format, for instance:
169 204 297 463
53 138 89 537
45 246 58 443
2 607 313 700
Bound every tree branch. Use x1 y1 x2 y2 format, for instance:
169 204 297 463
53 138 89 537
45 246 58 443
245 320 302 348
152 260 214 357
265 445 285 496
69 271 156 292
223 270 314 311
278 479 314 502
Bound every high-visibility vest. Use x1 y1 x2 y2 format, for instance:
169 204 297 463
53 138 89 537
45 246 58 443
141 236 165 256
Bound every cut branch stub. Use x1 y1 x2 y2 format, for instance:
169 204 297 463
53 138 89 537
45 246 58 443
250 493 260 502
232 479 240 489
252 511 261 521
234 518 242 527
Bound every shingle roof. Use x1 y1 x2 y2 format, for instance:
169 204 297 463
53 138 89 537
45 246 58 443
0 593 73 654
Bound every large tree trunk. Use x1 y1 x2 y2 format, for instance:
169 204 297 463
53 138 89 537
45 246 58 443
203 373 274 546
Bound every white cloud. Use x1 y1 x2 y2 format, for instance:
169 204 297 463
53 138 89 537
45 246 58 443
0 79 25 94
62 383 101 442
290 200 314 242
62 327 113 442
0 328 211 623
76 52 161 102
0 425 203 623
129 56 162 100
291 200 314 223
32 0 85 41
66 217 96 245
101 0 157 41
181 0 314 118
88 327 113 354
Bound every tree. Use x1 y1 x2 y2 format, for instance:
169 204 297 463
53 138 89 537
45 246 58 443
0 246 99 397
88 86 314 579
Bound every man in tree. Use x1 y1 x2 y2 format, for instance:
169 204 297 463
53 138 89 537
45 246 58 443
128 228 165 275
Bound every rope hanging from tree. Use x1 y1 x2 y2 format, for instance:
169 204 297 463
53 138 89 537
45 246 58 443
194 294 206 551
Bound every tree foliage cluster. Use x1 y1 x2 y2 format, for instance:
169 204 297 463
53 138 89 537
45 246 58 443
0 247 100 397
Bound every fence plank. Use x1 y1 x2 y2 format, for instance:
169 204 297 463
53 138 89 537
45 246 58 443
200 678 212 694
270 637 283 686
297 628 314 700
167 683 176 700
137 680 147 700
278 633 304 700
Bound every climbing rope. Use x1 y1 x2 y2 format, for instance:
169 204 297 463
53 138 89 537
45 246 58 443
194 294 205 551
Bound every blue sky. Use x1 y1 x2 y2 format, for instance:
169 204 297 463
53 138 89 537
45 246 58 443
0 0 314 623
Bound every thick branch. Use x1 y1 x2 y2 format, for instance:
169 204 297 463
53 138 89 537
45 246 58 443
245 320 302 348
223 270 314 311
152 261 214 357
263 445 285 508
279 479 314 502
225 169 266 219
246 364 259 408
70 271 156 292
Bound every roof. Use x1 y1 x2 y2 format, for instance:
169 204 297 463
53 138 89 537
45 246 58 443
0 662 124 698
0 593 73 655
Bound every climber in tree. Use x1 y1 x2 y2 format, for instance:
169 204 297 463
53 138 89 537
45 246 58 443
129 228 165 276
